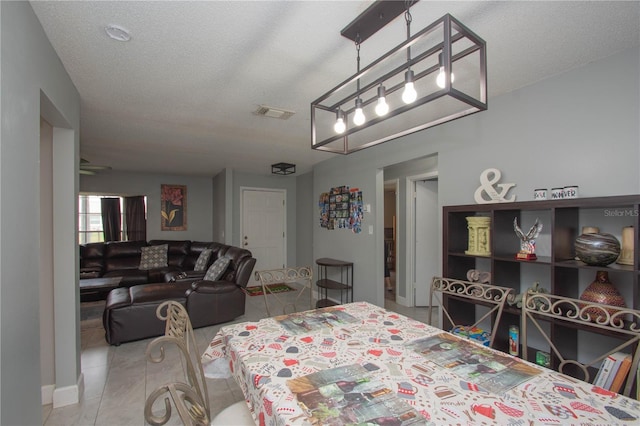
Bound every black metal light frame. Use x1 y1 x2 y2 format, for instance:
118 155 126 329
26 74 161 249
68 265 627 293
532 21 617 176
271 162 296 175
311 4 487 154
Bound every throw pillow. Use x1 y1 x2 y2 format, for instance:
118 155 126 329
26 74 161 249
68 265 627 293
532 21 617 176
139 244 168 270
203 257 231 281
193 249 213 272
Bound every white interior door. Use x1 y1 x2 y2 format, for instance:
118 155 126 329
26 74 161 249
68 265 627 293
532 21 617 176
414 179 439 306
241 188 286 285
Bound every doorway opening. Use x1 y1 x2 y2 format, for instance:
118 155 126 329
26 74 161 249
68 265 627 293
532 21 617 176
407 173 439 307
384 180 398 300
382 154 438 308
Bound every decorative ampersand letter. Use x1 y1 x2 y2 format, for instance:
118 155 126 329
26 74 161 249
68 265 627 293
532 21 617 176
474 168 516 204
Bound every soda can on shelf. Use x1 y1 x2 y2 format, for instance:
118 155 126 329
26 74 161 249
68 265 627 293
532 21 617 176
509 325 519 356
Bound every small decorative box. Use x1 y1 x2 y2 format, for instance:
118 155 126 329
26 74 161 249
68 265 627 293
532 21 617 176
451 326 491 347
536 350 551 368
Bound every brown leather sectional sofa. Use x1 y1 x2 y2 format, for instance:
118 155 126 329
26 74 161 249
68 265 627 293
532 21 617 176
80 240 256 345
80 239 225 287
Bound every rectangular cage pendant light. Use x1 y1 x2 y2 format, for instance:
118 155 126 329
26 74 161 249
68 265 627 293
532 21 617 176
311 12 487 154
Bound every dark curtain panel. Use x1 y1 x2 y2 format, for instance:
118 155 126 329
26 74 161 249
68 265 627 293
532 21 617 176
101 198 122 242
124 196 147 241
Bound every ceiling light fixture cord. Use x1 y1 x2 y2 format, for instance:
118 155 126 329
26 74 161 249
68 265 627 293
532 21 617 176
356 34 360 80
355 34 361 96
405 2 413 67
353 34 366 126
402 0 418 104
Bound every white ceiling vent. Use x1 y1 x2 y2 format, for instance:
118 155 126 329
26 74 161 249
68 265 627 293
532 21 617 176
254 105 295 120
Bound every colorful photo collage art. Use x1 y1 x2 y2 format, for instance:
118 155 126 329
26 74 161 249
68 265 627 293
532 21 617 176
319 186 363 233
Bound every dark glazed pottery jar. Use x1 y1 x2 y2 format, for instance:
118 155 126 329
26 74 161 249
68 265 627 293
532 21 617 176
575 233 621 266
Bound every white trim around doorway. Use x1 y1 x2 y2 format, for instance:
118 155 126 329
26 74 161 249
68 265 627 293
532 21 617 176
405 171 439 307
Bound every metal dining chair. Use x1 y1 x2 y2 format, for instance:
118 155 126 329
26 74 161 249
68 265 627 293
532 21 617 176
521 291 640 397
144 301 210 426
428 276 515 348
254 266 313 316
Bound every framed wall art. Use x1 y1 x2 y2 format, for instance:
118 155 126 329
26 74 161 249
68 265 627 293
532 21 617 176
161 184 187 231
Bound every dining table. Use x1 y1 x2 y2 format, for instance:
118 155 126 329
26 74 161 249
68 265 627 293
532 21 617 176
201 301 640 425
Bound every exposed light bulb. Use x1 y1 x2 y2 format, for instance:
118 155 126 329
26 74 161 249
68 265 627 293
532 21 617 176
375 85 389 116
402 70 417 104
375 98 389 116
402 83 417 104
334 110 346 133
436 66 455 88
353 98 366 126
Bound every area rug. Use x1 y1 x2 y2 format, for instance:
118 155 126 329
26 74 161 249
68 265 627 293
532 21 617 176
81 300 105 321
81 301 105 330
245 283 294 296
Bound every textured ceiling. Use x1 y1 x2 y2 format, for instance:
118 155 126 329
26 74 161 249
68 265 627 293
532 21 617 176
31 1 640 177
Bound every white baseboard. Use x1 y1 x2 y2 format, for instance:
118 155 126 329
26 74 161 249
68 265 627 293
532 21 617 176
51 373 84 408
41 384 55 405
396 294 409 306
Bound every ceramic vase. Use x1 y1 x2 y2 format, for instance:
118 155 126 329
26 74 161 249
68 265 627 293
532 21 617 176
579 271 625 319
617 226 634 266
575 233 621 266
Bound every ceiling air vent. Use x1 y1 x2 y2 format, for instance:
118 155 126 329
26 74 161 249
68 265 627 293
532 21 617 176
254 105 295 120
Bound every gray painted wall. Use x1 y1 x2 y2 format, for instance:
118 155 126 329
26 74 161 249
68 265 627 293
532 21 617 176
313 158 381 303
296 171 314 270
81 171 215 241
224 168 233 245
1 1 81 423
384 155 438 181
313 47 640 308
212 170 226 243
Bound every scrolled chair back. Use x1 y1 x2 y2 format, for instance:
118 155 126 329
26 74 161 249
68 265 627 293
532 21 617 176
144 301 210 426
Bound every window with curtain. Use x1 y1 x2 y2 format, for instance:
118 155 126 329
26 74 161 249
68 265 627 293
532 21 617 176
79 195 111 244
79 195 147 244
101 197 122 242
124 196 147 241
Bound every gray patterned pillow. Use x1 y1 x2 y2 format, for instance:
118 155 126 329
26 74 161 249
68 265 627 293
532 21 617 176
139 244 168 270
203 256 230 281
193 249 213 271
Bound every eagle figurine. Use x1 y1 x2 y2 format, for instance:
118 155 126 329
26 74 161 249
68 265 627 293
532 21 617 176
514 217 543 255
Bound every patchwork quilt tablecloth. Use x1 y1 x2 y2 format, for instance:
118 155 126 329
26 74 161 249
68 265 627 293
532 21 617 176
202 301 640 425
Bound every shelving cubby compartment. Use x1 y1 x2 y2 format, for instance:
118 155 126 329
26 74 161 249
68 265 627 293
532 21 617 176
443 195 640 360
315 258 354 309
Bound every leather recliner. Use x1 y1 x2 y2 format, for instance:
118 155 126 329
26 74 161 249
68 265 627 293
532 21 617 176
102 244 256 345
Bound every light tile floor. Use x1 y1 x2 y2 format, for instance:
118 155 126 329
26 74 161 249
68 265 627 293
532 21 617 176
43 289 433 426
